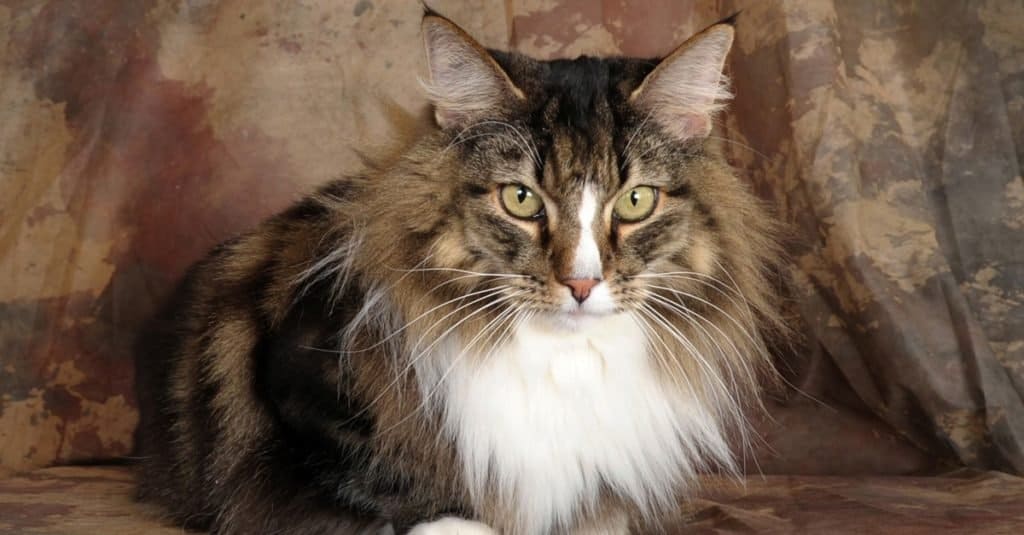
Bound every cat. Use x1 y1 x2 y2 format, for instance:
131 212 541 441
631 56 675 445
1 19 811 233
134 8 785 535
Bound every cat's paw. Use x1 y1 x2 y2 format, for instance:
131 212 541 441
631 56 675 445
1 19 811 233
408 517 497 535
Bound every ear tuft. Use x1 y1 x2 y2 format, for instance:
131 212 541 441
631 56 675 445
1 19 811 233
421 14 521 129
630 24 735 141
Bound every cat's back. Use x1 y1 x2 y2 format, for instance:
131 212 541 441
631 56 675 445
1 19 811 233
132 181 374 529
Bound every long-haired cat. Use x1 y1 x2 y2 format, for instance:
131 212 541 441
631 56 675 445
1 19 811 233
134 9 784 535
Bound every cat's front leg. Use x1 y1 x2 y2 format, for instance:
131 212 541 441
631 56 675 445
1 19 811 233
407 517 498 535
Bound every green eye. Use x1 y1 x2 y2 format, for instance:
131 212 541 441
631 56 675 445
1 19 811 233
500 184 544 219
613 186 658 222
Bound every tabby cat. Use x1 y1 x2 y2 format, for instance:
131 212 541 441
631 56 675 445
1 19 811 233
134 9 784 535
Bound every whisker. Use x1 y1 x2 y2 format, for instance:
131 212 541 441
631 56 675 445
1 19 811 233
629 311 718 473
635 303 750 473
711 260 762 324
704 133 774 163
646 284 763 354
339 289 525 428
635 270 742 297
378 294 527 435
331 285 510 355
620 110 657 171
299 274 524 355
409 272 527 310
426 305 531 453
641 291 752 396
712 260 835 412
636 272 753 321
479 306 531 367
443 120 541 168
634 303 734 406
473 120 543 168
425 304 524 404
639 289 770 472
390 266 528 278
630 311 700 396
646 293 763 398
404 287 518 357
623 138 676 167
442 131 516 157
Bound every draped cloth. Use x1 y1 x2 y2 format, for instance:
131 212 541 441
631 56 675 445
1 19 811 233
2 0 1022 481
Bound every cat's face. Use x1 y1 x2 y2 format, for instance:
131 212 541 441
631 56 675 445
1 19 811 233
449 93 715 322
418 14 749 329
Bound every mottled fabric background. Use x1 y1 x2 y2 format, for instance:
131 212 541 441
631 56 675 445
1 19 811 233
1 0 1022 482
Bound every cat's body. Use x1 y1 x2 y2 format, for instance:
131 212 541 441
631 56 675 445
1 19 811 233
135 11 784 535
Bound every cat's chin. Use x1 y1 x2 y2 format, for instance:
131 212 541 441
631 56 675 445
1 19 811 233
545 307 620 331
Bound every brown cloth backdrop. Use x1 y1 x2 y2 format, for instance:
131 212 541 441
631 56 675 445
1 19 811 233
1 0 1022 484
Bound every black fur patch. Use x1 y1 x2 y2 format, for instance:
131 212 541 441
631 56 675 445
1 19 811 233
667 183 692 198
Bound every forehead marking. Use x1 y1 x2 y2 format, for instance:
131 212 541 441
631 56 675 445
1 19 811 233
571 186 603 279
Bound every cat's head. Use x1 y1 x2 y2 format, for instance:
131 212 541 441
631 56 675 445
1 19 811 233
393 11 780 336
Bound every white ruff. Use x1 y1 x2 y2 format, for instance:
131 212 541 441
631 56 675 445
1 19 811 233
422 313 732 534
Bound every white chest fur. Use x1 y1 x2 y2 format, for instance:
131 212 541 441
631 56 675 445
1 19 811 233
428 313 727 534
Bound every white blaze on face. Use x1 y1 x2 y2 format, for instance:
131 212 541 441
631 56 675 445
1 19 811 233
571 187 603 279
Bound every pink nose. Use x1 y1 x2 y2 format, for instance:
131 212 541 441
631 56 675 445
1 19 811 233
561 278 600 304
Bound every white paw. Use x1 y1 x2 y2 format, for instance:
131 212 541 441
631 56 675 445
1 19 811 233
408 517 497 535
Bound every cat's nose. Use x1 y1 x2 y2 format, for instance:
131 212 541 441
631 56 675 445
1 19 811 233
561 278 601 304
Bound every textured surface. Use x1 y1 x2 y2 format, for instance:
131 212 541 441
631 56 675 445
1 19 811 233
677 470 1024 534
1 0 1023 488
0 467 180 535
1 466 1023 534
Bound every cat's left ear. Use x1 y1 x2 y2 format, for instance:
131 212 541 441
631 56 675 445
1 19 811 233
630 22 735 141
421 13 524 129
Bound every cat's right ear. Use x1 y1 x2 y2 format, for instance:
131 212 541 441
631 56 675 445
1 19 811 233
421 13 524 129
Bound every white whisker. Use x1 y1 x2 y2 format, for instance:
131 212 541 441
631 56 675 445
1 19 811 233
340 288 524 427
340 285 509 355
634 303 734 409
378 292 527 435
638 272 754 324
391 266 528 278
646 284 763 355
620 110 657 170
442 120 541 168
641 290 752 394
629 311 701 399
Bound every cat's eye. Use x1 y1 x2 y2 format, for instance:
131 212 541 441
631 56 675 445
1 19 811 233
500 184 544 219
613 186 658 222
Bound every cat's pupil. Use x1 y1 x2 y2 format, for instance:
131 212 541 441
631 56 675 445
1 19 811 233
517 187 528 203
630 190 639 206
